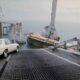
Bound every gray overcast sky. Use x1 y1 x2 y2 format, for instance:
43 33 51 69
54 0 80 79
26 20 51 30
0 0 52 22
0 0 80 22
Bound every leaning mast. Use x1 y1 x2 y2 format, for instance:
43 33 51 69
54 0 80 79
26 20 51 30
48 0 59 40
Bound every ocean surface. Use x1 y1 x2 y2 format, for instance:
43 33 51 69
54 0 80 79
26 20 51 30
22 21 80 41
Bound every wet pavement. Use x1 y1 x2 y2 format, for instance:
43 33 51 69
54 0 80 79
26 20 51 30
0 49 80 80
47 48 80 65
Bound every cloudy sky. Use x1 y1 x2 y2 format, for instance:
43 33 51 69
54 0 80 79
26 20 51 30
56 0 80 22
0 0 80 22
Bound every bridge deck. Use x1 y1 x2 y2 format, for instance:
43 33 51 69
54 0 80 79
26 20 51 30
0 49 80 80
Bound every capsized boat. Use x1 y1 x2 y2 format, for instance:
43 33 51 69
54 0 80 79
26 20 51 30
27 33 60 48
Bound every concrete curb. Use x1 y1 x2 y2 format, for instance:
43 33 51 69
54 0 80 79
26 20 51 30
0 55 11 78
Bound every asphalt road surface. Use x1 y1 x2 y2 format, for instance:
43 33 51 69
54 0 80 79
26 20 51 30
0 49 80 80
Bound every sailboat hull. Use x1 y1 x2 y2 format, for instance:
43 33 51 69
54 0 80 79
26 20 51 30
27 37 53 48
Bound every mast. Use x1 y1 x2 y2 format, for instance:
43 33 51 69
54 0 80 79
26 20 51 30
48 0 59 40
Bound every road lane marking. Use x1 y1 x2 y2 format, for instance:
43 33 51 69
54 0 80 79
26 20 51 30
43 49 80 67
